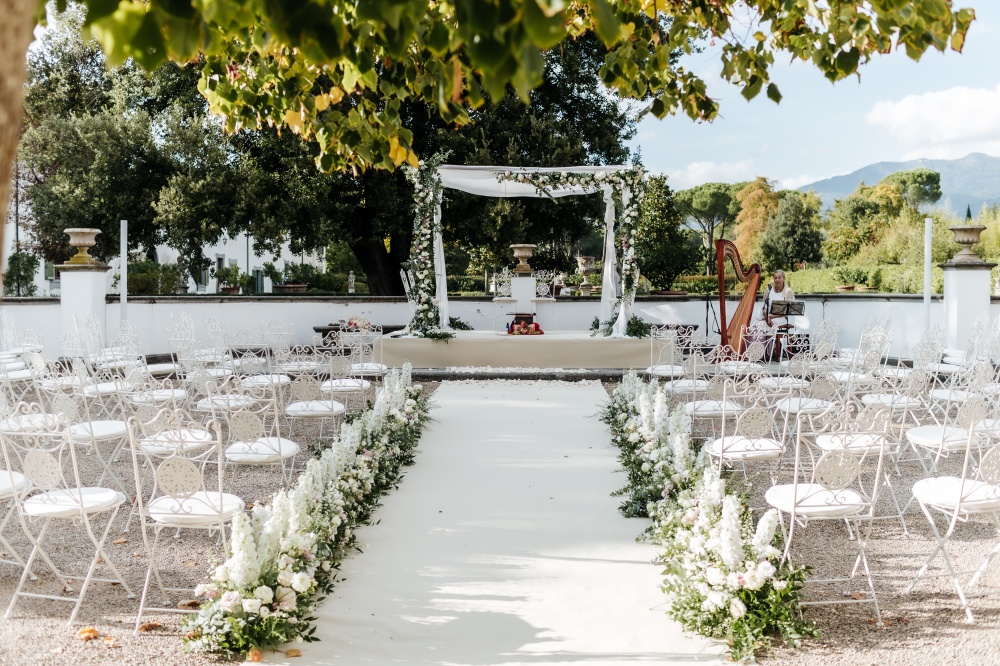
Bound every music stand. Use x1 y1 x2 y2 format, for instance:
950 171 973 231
768 301 804 317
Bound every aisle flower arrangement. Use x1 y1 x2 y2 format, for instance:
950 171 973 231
602 372 815 661
403 152 452 339
182 365 431 658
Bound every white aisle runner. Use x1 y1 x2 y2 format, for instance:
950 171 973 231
263 380 723 665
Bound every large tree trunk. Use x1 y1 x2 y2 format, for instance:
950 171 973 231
348 236 406 296
0 0 37 277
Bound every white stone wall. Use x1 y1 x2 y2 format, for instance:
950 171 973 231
0 294 962 361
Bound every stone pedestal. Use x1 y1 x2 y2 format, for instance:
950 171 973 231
58 228 109 344
511 274 538 316
58 263 110 343
942 263 995 349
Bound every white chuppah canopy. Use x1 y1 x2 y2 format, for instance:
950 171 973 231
435 164 633 337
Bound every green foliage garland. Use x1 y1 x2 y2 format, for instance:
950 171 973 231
403 154 453 338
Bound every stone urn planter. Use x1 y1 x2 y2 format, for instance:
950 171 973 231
510 244 538 274
948 224 987 264
219 286 241 295
64 228 102 265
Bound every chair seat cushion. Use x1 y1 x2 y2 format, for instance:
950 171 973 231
718 361 765 375
146 491 244 526
860 393 922 410
774 397 834 414
815 432 887 453
285 400 346 418
926 362 963 375
321 378 372 393
70 420 128 442
929 388 974 403
146 362 179 377
195 395 257 412
707 436 782 460
240 374 291 388
24 487 124 518
226 437 300 464
646 364 685 378
664 379 709 392
765 483 866 518
83 381 123 397
912 476 1000 514
759 376 810 391
351 362 387 375
277 361 319 373
906 424 968 450
0 361 25 372
130 388 188 406
138 428 215 455
0 470 30 500
683 400 742 417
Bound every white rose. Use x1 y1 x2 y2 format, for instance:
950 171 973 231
705 567 725 587
195 583 219 599
743 569 764 591
242 598 262 614
278 570 293 586
214 565 229 582
291 571 312 593
260 605 271 618
254 586 274 603
757 561 776 579
219 591 241 613
730 597 746 619
772 580 787 591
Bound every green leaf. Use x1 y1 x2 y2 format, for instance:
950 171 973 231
156 0 196 20
162 16 201 58
83 0 121 24
426 21 450 55
467 35 509 74
588 0 621 46
523 0 565 49
766 82 781 103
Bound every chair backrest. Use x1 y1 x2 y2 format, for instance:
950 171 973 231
682 351 712 378
650 329 682 368
0 405 86 506
289 376 322 402
735 405 774 439
809 375 839 401
705 374 730 401
955 395 990 430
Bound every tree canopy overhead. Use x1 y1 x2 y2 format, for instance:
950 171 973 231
53 0 974 175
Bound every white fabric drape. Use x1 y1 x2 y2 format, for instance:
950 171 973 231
598 187 619 326
433 203 450 329
609 187 634 338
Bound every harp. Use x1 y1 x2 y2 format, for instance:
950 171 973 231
716 239 763 355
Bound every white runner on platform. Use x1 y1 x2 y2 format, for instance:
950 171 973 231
258 380 723 665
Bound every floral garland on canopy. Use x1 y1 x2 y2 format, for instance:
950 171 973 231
600 372 816 661
182 365 431 659
497 168 644 314
403 153 452 339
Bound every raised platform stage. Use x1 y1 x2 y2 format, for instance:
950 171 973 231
381 331 651 369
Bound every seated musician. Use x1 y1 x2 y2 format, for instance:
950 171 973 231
759 270 795 327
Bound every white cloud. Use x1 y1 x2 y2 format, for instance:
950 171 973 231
780 174 825 190
666 159 757 189
866 84 1000 159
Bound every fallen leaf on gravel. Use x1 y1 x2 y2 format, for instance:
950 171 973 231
50 647 65 654
868 618 893 627
849 591 866 600
286 649 302 657
247 647 264 662
137 622 163 632
76 627 100 641
246 502 255 509
112 538 127 545
183 560 198 567
177 599 201 610
103 636 119 648
133 552 143 558
898 617 910 624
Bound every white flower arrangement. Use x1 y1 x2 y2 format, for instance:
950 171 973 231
602 372 816 662
403 152 452 339
183 363 431 658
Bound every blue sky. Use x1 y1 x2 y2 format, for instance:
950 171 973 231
631 2 1000 190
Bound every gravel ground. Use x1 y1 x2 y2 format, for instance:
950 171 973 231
601 379 1000 666
0 382 439 666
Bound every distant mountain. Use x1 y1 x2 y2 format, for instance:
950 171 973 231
798 153 1000 217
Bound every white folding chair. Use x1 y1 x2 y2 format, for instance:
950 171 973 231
0 405 134 624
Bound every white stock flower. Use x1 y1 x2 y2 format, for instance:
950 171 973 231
705 567 725 587
757 561 776 580
718 496 743 571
